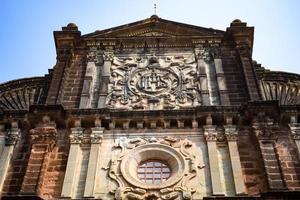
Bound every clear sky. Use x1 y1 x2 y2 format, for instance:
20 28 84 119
0 0 299 83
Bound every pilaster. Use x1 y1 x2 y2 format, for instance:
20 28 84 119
0 123 20 191
253 122 285 190
20 116 57 195
211 46 230 105
204 122 223 195
84 119 103 197
224 125 246 195
46 23 81 105
227 20 260 101
289 116 300 155
195 47 209 105
195 47 220 105
61 120 83 198
97 50 114 108
79 47 101 108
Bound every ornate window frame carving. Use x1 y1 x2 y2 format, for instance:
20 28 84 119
120 143 186 190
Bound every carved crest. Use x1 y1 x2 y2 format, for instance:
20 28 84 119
107 54 200 110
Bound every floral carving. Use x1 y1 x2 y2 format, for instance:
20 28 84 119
69 127 84 144
107 137 204 200
106 54 200 110
6 126 20 145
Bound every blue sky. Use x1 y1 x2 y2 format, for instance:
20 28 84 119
0 0 299 83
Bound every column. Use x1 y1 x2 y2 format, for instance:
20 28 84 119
204 123 223 195
61 120 83 198
253 122 285 190
289 115 300 154
84 120 104 197
0 122 20 191
224 125 246 195
20 116 57 195
97 50 113 108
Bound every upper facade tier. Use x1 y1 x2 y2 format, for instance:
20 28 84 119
0 16 299 111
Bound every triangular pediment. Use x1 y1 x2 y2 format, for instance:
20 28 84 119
84 15 224 38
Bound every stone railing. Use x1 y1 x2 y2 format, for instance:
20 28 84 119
255 64 300 105
0 76 50 111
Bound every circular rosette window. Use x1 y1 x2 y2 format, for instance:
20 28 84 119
120 143 186 189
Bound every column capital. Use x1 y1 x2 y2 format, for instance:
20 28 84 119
210 46 221 59
194 47 212 62
90 127 104 144
204 125 218 142
252 122 278 140
289 123 300 140
103 50 114 61
87 47 102 63
29 116 57 145
70 127 84 144
6 122 21 145
224 125 238 141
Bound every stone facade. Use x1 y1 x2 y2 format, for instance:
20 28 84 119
0 16 300 200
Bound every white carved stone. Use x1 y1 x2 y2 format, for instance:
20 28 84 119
104 137 205 200
106 54 200 110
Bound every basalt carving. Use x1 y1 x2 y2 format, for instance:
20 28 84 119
106 137 205 200
106 55 200 110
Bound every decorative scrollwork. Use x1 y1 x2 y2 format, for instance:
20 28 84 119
107 137 204 200
106 54 200 110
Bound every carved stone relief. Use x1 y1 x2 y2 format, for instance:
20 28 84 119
105 137 205 200
106 54 200 110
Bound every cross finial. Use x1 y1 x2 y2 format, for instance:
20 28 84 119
154 1 157 15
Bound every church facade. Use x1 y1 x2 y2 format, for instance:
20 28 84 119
0 15 300 200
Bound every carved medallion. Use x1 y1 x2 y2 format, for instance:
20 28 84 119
107 54 200 110
128 66 179 97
